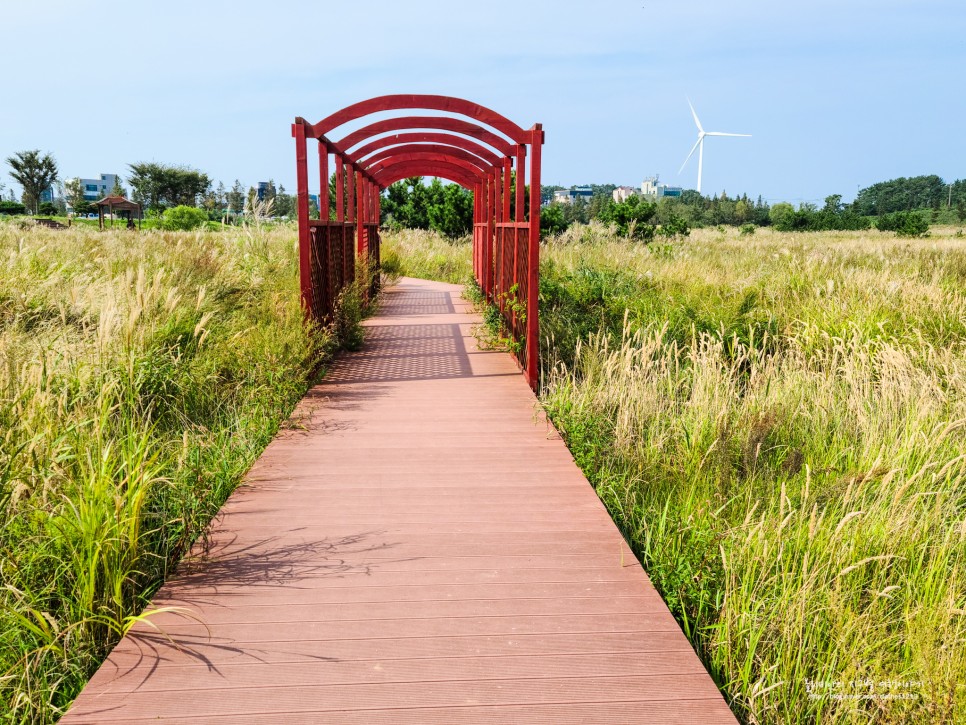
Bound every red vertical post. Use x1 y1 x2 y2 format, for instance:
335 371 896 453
515 145 526 223
356 170 365 255
335 156 345 221
319 142 329 221
502 157 511 222
526 126 543 391
292 121 312 315
345 164 356 222
487 170 497 299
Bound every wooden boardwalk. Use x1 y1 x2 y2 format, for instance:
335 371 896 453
62 278 736 724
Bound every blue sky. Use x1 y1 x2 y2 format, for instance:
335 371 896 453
2 0 963 203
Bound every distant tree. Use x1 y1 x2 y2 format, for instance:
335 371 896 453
769 202 796 231
63 177 84 210
38 201 57 216
381 177 473 238
73 200 95 216
6 150 58 215
111 176 125 197
262 179 277 209
214 181 227 211
854 175 946 215
127 162 211 211
428 181 473 237
274 184 294 218
226 180 245 215
597 194 657 240
540 203 568 237
877 210 929 237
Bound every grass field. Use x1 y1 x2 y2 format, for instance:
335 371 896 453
383 223 966 724
0 221 363 723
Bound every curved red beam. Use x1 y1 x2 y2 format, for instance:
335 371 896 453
334 117 516 158
354 133 502 167
362 145 495 175
312 94 529 145
373 161 482 190
368 154 489 183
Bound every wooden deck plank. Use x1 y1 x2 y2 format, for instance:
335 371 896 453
61 278 735 724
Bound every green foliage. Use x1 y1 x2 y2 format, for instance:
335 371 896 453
658 213 690 239
380 177 474 238
532 227 966 724
0 201 26 215
37 202 57 216
877 210 930 237
769 201 796 230
597 195 657 240
739 223 756 236
540 203 568 237
160 205 209 231
854 174 949 215
127 162 211 212
5 150 58 215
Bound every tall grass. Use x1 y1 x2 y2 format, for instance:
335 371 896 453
0 221 361 723
387 224 966 723
380 228 472 283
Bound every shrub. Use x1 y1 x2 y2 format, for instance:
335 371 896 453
161 205 209 231
658 213 691 239
597 195 657 241
37 202 58 216
0 200 26 215
877 210 929 237
739 223 756 236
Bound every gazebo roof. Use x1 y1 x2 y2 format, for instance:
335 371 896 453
94 195 141 211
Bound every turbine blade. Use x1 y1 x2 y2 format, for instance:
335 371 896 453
679 137 702 174
687 98 703 133
704 132 752 137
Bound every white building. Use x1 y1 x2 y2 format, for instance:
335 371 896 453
640 175 682 199
612 186 637 202
78 174 119 201
553 186 594 205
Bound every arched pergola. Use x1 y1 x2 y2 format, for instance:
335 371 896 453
292 94 544 389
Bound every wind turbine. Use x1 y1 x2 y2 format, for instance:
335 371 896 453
678 99 750 194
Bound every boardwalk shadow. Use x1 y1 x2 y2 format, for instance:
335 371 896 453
102 531 414 692
324 322 474 384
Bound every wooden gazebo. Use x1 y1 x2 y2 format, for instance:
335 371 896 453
94 195 142 229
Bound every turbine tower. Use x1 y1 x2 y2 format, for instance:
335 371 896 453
679 99 750 194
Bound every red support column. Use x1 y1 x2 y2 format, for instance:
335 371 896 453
347 165 355 222
335 156 345 221
526 126 543 391
356 170 365 255
293 122 312 315
515 145 526 222
487 170 497 299
319 142 330 221
502 157 511 222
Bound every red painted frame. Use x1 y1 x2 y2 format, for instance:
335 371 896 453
293 95 543 389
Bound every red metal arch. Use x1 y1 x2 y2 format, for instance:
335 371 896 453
368 156 486 184
312 94 529 144
354 133 503 167
336 117 516 157
373 164 480 190
293 96 543 389
363 146 495 175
